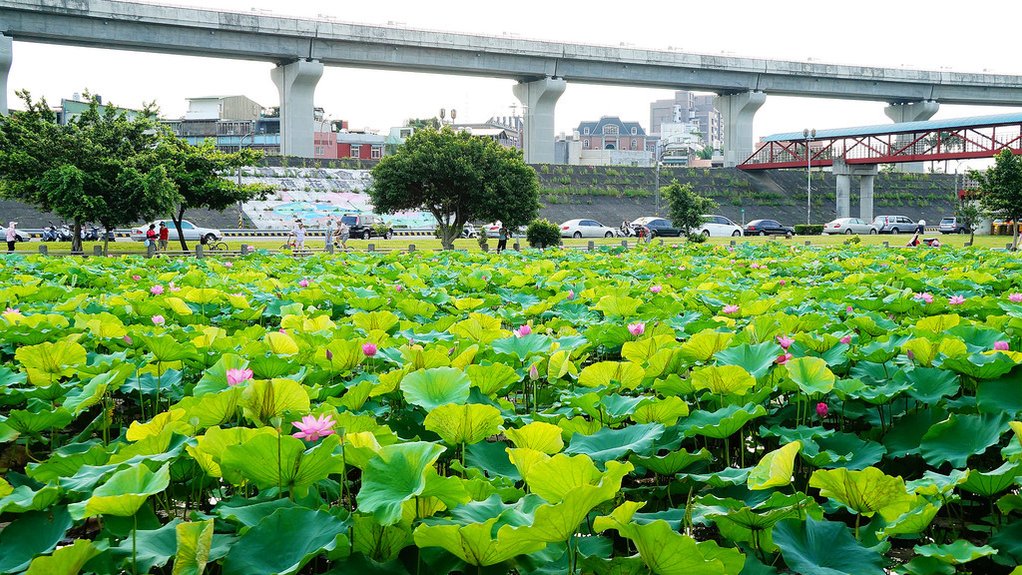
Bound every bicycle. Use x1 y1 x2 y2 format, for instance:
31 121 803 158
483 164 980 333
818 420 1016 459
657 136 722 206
206 240 230 252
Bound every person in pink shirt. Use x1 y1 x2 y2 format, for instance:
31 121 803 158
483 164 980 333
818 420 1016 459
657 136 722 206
5 221 17 253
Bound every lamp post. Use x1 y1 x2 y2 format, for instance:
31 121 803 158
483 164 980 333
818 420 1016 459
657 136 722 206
803 128 816 225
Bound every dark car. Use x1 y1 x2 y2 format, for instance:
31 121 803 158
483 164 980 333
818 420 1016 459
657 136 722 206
746 219 794 236
631 217 681 237
341 214 393 240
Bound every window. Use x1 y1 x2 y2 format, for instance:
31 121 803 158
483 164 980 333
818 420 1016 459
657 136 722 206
371 146 382 159
314 146 324 156
603 125 619 135
630 140 637 150
351 145 361 158
583 139 590 148
583 127 590 135
630 127 637 135
180 222 194 229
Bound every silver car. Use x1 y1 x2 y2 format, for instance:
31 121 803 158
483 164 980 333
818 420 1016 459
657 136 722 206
823 218 877 235
131 219 223 243
871 215 917 234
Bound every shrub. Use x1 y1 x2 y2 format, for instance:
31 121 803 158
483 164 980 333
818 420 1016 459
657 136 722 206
526 219 562 249
794 224 824 235
686 232 707 243
843 235 862 245
477 231 489 249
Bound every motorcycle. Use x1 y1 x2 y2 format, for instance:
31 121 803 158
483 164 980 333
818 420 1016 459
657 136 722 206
42 222 60 242
57 224 74 242
617 224 633 238
81 224 99 242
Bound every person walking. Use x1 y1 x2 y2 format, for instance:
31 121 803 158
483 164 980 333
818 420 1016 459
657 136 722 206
145 224 158 251
324 216 335 251
5 221 17 253
496 225 508 254
294 221 307 251
338 219 350 251
158 222 169 252
915 219 926 235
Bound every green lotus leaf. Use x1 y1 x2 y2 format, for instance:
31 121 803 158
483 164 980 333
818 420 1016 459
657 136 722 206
413 517 547 567
220 433 345 495
880 502 940 539
0 484 60 514
854 337 904 364
629 447 712 475
773 516 885 575
74 311 128 339
578 361 646 390
802 431 887 470
714 341 781 380
351 513 413 563
919 413 1010 468
263 331 300 356
25 539 105 575
449 313 504 343
192 353 250 396
948 325 1006 353
902 337 968 367
424 403 503 446
940 352 1016 379
681 403 768 439
595 295 642 317
599 394 644 421
466 363 520 396
679 329 734 363
140 334 198 363
174 387 242 429
63 364 134 415
239 378 311 426
914 314 961 334
222 507 349 575
69 463 171 519
564 423 665 465
906 469 969 497
3 407 74 435
15 339 87 385
491 334 554 361
521 460 633 543
173 519 215 575
507 449 601 503
677 466 751 488
352 310 400 333
182 287 221 305
960 461 1022 496
357 441 446 525
622 335 678 364
748 441 801 490
977 375 1022 417
899 368 959 405
914 540 998 564
809 467 913 521
110 519 180 572
708 506 801 553
631 396 690 426
785 357 836 396
400 367 471 411
691 364 757 397
546 349 580 381
0 507 73 573
505 421 565 454
901 557 956 575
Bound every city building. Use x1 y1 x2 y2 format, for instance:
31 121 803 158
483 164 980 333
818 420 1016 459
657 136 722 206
649 90 722 150
451 116 523 149
552 116 654 166
55 94 141 124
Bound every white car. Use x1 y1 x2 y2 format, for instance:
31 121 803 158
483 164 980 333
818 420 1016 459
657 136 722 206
560 219 617 238
131 219 223 243
696 215 744 237
823 218 877 235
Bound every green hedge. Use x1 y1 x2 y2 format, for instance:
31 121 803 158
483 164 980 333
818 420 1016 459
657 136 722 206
794 224 824 235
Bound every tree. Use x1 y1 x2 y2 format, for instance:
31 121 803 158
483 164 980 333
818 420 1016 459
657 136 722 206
696 146 715 160
369 127 540 250
0 91 180 253
664 179 717 236
405 117 440 130
969 149 1022 250
954 195 986 245
150 134 266 251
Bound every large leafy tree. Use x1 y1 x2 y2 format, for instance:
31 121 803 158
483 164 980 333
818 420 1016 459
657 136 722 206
370 127 540 250
150 135 266 251
0 91 180 253
969 149 1022 250
664 179 718 236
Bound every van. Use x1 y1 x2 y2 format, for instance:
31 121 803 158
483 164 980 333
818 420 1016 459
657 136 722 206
871 215 916 234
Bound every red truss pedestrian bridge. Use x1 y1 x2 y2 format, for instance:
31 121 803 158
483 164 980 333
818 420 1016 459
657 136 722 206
739 112 1022 170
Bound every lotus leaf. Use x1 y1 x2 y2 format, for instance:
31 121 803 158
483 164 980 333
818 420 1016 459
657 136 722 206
919 413 1010 468
400 367 471 410
423 403 503 446
221 507 349 575
773 516 885 575
564 423 665 465
15 339 87 385
69 463 171 519
914 540 998 564
505 421 565 454
357 441 446 525
25 539 105 575
173 519 215 575
239 378 311 425
220 433 345 495
809 467 914 521
413 517 547 566
748 441 801 490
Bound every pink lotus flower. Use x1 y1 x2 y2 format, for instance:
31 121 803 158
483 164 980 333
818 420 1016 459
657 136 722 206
325 349 334 362
122 335 133 345
150 285 164 295
994 341 1010 351
224 261 233 268
151 315 165 326
722 304 740 315
846 306 854 314
132 274 141 281
169 282 181 292
567 290 575 300
628 322 645 337
779 280 786 286
948 295 966 305
1010 293 1022 303
914 292 934 304
777 335 794 350
298 279 310 287
513 324 532 338
395 284 404 292
775 353 793 365
278 328 287 334
529 364 539 381
816 402 829 418
4 306 21 316
906 349 916 361
362 342 378 357
226 368 253 386
292 414 336 441
650 285 662 294
840 335 852 345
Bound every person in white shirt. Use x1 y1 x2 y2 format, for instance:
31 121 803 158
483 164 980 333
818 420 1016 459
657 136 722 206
294 221 306 251
324 217 335 251
5 222 17 253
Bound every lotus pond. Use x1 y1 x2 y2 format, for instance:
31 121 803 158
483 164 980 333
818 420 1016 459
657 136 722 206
2 244 1022 575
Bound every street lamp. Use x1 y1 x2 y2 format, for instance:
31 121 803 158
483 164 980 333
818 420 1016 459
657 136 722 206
439 108 457 127
803 128 816 225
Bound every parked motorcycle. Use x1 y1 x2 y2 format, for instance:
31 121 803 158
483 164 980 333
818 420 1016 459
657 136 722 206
57 224 74 242
42 222 60 242
81 224 106 242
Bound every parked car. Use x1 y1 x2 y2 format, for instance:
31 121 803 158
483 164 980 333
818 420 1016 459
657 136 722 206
696 215 744 237
823 217 878 235
131 220 222 243
871 215 917 234
631 217 681 237
461 223 478 238
746 219 794 236
939 217 971 234
341 214 393 240
12 229 29 242
560 219 617 238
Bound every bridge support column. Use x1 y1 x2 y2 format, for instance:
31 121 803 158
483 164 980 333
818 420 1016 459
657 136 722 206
884 100 939 173
717 90 766 167
513 77 565 164
859 173 875 222
0 35 12 115
835 175 851 219
271 59 323 158
834 159 878 221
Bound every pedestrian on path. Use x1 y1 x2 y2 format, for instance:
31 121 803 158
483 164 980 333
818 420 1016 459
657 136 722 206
324 216 335 251
338 220 350 251
158 222 169 252
496 225 508 253
5 221 17 253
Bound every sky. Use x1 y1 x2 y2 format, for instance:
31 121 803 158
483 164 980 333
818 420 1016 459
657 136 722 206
7 0 1022 159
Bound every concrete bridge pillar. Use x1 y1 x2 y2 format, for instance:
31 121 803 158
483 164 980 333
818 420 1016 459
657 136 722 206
884 100 939 173
834 159 879 221
513 76 566 164
835 174 851 219
716 90 766 167
859 174 875 221
271 59 323 158
0 35 12 115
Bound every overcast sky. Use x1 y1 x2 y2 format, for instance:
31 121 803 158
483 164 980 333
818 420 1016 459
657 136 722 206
7 0 1022 148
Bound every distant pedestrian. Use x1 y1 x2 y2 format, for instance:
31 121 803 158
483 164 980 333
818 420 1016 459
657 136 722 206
158 222 169 251
5 221 17 253
294 221 307 251
338 220 350 251
145 224 157 250
496 225 508 253
324 217 335 250
915 219 926 235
